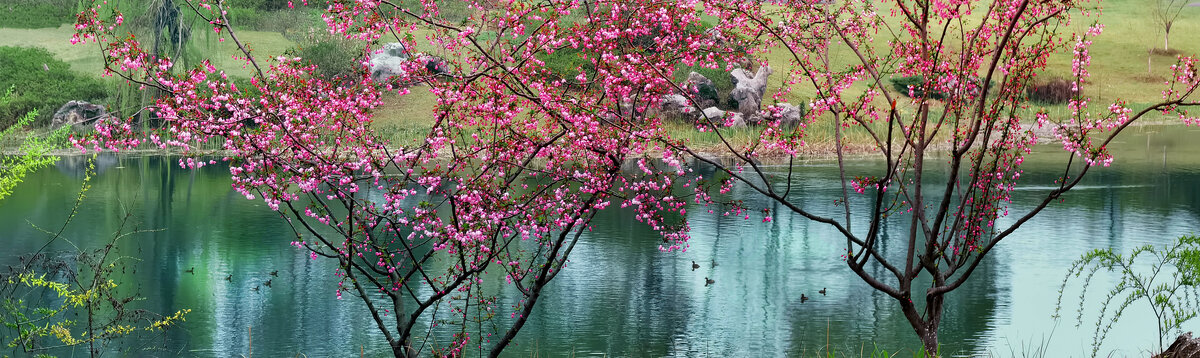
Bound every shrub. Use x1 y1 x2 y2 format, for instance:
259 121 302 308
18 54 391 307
223 7 264 29
538 47 595 87
222 7 322 35
891 75 932 98
0 46 107 129
225 0 296 11
258 8 323 36
675 65 734 109
890 75 993 100
1056 235 1200 357
0 0 80 29
286 34 366 85
1026 77 1079 104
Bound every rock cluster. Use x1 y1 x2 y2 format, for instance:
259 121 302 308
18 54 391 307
729 65 772 114
51 100 111 129
368 43 412 83
368 43 449 83
656 66 803 129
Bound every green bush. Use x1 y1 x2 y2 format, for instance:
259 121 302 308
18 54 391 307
539 47 595 87
891 75 937 99
225 0 295 11
1057 235 1200 357
1026 77 1079 104
223 7 264 29
224 6 322 35
890 75 993 100
0 0 81 29
0 46 107 129
0 86 66 201
287 35 365 85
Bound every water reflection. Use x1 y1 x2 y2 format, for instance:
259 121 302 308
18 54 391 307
0 125 1197 357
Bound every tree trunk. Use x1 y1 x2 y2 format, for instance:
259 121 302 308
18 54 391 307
901 293 945 357
1165 28 1171 51
391 343 407 358
389 339 417 358
919 326 939 357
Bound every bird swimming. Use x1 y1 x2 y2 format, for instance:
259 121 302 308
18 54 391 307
692 261 700 271
705 277 715 286
819 288 826 296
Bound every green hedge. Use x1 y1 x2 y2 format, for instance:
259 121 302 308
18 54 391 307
0 46 107 129
287 35 364 84
0 0 79 29
890 75 994 100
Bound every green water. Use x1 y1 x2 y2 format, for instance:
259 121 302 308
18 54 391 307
2 125 1199 357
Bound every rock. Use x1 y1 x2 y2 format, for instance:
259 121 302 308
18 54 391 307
726 112 746 128
700 107 726 121
369 56 407 83
658 72 719 120
368 43 411 83
422 55 449 75
379 42 410 59
698 107 745 128
660 94 698 120
369 43 451 82
765 103 804 127
684 71 720 109
729 65 772 115
703 28 727 47
51 101 110 128
745 112 765 126
687 71 714 88
1154 332 1200 358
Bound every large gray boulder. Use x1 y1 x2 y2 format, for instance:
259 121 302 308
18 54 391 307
766 103 804 127
51 101 110 129
660 94 698 119
687 71 714 88
368 43 411 82
369 43 449 83
730 65 772 115
699 107 745 128
700 107 726 121
684 71 720 109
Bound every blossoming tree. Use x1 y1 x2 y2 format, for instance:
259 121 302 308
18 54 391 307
72 0 1200 355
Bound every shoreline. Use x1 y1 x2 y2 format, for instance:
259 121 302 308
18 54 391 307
2 120 1189 164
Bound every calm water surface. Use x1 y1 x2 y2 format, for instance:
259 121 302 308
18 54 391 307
2 125 1199 357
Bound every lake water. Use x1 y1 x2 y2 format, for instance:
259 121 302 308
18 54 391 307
2 125 1199 357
